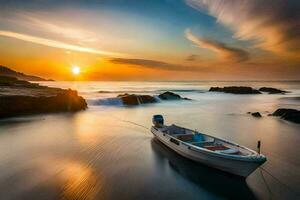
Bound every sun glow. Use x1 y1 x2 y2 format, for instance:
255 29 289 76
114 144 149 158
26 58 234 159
72 66 80 75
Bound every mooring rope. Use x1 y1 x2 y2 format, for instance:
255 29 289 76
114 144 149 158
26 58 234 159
259 167 272 200
107 114 150 131
119 119 150 130
92 104 150 131
259 166 297 197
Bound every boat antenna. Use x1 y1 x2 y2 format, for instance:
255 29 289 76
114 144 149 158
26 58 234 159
257 140 261 154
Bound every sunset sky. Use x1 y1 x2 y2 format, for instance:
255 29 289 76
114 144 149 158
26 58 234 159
0 0 299 80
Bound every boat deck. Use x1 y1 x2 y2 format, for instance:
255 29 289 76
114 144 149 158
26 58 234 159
204 145 229 151
162 125 246 156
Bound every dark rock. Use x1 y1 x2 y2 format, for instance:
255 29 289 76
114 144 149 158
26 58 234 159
158 91 191 100
272 108 297 116
0 89 87 118
271 108 300 124
209 86 261 94
259 87 287 94
0 76 41 88
116 91 191 105
0 77 87 118
251 112 262 118
158 91 181 100
117 94 157 105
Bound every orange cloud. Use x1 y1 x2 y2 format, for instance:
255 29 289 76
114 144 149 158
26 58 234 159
110 57 208 71
185 29 249 62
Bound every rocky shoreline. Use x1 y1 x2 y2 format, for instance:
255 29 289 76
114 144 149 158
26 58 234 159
0 76 87 118
1 76 298 125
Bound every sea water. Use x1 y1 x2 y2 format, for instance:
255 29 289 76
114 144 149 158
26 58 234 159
0 81 299 199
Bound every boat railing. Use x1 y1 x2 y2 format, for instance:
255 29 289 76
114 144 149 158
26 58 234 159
168 134 260 160
179 125 261 156
152 125 263 160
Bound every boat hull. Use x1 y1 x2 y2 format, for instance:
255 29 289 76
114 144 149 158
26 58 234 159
151 127 265 177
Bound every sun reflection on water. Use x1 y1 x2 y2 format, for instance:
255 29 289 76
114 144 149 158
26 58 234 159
61 161 101 200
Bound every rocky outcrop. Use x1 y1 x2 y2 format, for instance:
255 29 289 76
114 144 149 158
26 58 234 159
209 86 289 95
115 91 190 106
117 94 157 105
259 87 287 94
251 112 262 118
0 75 41 87
271 108 300 124
209 86 261 94
0 76 87 118
158 91 191 100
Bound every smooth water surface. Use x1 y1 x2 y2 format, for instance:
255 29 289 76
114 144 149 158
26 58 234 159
0 81 299 199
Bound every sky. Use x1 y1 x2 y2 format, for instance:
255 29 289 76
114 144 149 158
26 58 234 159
0 0 299 81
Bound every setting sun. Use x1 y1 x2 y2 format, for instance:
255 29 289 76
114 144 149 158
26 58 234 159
72 66 80 75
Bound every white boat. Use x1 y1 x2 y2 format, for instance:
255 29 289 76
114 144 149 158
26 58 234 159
151 115 267 177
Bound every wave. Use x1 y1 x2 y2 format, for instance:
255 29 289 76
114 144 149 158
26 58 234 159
87 95 162 106
88 97 124 106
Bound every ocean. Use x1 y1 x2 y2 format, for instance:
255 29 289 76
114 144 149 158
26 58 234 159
0 81 299 199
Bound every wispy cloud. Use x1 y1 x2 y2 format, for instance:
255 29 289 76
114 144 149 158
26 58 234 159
185 29 249 62
110 58 207 71
18 14 99 43
186 0 300 59
0 30 123 56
